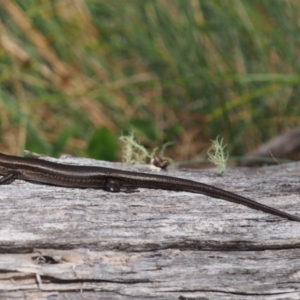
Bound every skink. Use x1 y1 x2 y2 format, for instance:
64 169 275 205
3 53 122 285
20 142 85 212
0 152 299 222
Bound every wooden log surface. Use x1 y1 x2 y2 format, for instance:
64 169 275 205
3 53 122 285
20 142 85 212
1 155 300 299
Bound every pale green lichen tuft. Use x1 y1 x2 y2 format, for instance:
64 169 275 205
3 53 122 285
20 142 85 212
207 136 229 175
119 133 157 164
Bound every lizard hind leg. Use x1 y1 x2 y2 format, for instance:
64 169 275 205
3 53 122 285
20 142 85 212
104 178 138 193
0 172 18 185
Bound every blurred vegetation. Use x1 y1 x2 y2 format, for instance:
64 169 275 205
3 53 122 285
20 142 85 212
0 0 300 163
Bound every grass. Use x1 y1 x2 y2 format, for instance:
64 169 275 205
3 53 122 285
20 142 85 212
0 0 299 165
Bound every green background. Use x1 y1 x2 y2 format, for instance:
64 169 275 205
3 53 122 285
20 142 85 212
0 0 299 163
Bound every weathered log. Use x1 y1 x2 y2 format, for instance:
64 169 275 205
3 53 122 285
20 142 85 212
1 155 300 299
244 126 300 165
